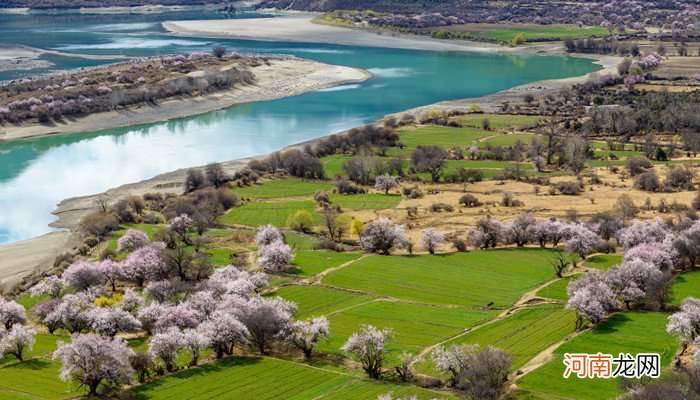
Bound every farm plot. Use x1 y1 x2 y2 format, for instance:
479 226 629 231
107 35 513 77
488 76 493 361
129 356 451 400
328 194 402 210
472 25 610 41
233 178 332 199
451 114 543 130
476 133 544 147
0 359 79 400
416 305 576 374
535 275 581 301
321 154 351 177
517 312 678 400
316 300 498 363
322 249 558 308
219 200 318 227
290 251 362 276
397 125 494 149
0 334 63 367
271 285 375 319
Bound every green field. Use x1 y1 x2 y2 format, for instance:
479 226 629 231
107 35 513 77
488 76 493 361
536 275 581 301
474 25 610 41
477 133 544 148
417 305 575 373
0 359 79 400
233 178 332 199
583 254 622 270
322 249 560 308
272 285 375 319
397 125 494 149
517 312 678 400
219 200 319 227
328 193 402 210
290 251 362 276
321 154 351 177
317 300 498 362
670 270 700 306
130 356 452 400
452 114 543 130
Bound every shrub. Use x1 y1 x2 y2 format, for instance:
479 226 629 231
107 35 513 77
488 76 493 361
626 157 652 176
664 166 694 191
287 211 314 233
430 203 454 212
402 186 423 199
555 181 583 195
501 191 524 207
459 194 482 207
593 240 617 254
634 171 661 192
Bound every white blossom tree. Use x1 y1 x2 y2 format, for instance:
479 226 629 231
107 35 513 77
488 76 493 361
374 174 398 194
117 229 149 253
255 225 284 247
53 334 135 395
233 296 296 354
341 325 393 379
198 310 249 359
256 241 294 272
0 299 27 329
287 316 330 359
149 327 184 372
89 308 142 337
359 219 410 255
419 228 446 254
0 325 35 361
182 328 210 366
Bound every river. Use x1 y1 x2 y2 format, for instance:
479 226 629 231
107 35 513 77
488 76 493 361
0 9 599 244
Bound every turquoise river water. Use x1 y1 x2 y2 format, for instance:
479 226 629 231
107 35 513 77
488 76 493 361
0 9 600 243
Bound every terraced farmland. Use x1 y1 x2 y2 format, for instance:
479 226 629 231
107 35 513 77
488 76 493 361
670 270 700 306
219 200 319 227
129 357 453 400
328 193 402 210
271 285 376 319
233 178 332 199
322 249 559 307
417 305 576 374
290 251 362 276
535 275 580 301
517 312 679 400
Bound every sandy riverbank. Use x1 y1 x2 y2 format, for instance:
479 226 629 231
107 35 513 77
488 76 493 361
0 59 370 141
0 44 130 74
163 16 569 54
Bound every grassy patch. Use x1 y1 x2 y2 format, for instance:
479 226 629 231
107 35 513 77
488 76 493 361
219 201 319 228
475 25 610 41
517 312 678 400
233 178 332 199
329 194 402 210
129 356 451 399
290 251 362 276
319 300 498 364
0 358 79 399
670 270 700 306
397 125 494 149
535 275 581 301
322 249 560 308
476 133 544 147
583 254 622 270
452 114 544 130
271 285 375 319
321 154 351 177
416 305 575 373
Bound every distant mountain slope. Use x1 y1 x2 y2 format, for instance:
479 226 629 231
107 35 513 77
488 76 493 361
0 0 230 9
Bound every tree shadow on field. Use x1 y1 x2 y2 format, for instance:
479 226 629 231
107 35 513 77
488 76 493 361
127 357 262 399
590 313 632 335
7 358 52 371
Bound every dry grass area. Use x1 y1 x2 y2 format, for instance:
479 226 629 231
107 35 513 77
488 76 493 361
345 163 700 253
651 56 700 79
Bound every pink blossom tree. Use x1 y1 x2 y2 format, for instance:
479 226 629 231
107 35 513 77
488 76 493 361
119 288 145 315
29 276 65 298
168 214 194 245
506 212 535 247
255 225 284 247
98 259 123 292
154 304 203 332
617 218 671 250
62 260 106 292
122 243 165 286
566 273 616 330
184 291 218 318
89 308 142 337
359 219 410 255
0 299 27 329
0 325 35 361
181 328 210 366
672 220 700 269
32 298 62 334
341 325 393 379
198 310 249 359
46 293 94 333
233 296 296 354
256 241 294 272
374 174 398 194
137 302 166 335
530 220 562 248
117 229 149 253
468 218 505 249
623 243 674 271
667 298 700 355
420 228 446 254
149 327 183 372
286 316 330 359
53 334 135 395
561 223 599 259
